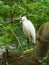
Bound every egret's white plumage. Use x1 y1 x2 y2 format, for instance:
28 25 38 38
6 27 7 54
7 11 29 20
21 16 36 44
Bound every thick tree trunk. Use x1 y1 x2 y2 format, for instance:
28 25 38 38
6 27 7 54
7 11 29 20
0 22 49 65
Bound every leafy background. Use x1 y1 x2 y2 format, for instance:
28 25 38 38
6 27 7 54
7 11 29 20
0 0 49 65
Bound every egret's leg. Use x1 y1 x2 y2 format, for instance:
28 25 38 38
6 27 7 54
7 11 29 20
27 38 30 48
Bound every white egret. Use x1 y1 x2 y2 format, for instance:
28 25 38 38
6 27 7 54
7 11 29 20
20 16 36 47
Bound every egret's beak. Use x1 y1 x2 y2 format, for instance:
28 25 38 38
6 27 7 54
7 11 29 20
19 17 22 23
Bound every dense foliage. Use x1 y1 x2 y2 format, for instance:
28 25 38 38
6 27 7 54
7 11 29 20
0 0 49 65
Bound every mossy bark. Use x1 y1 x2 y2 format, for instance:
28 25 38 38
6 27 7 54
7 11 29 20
0 22 49 65
34 22 49 61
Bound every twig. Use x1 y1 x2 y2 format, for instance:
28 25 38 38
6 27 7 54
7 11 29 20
0 17 21 27
7 26 23 51
0 15 34 27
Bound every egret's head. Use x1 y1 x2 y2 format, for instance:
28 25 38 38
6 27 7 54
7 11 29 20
20 16 27 23
22 16 27 21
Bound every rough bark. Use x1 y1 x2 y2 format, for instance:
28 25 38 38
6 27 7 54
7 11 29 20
0 22 49 65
